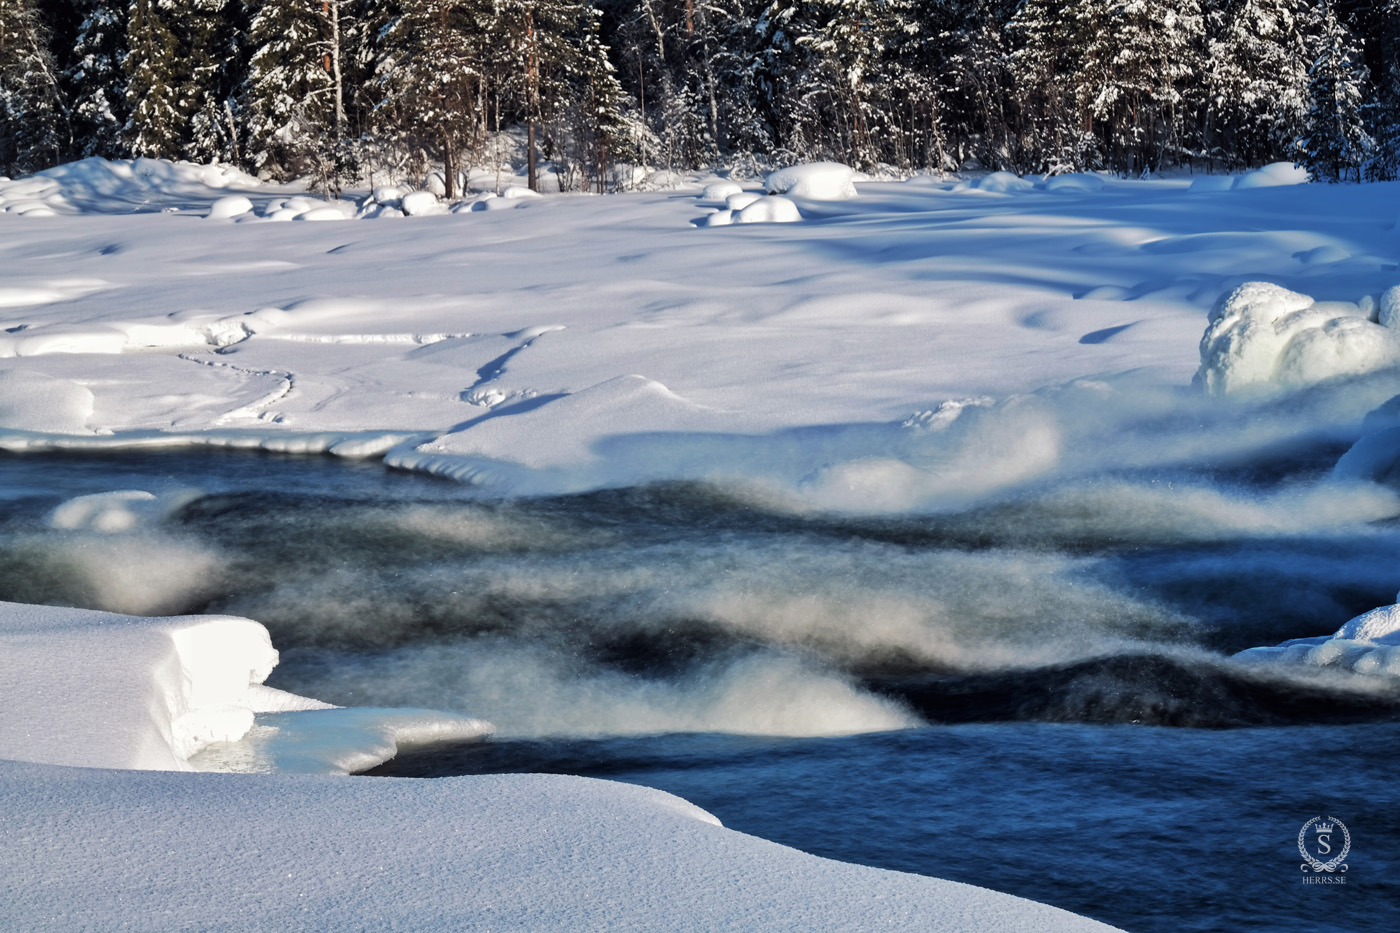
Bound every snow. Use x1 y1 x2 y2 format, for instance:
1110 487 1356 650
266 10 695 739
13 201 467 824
0 759 1117 933
1235 597 1400 677
0 604 1111 931
765 161 860 200
1233 161 1311 189
1195 281 1400 394
734 194 803 223
9 156 1400 927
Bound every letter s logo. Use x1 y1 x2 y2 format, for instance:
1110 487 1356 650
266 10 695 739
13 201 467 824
1317 834 1331 856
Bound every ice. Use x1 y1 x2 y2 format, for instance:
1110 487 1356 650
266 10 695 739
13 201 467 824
764 161 860 200
47 489 197 532
1235 599 1400 678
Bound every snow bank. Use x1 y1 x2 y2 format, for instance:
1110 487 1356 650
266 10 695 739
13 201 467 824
0 602 282 769
0 601 490 773
0 157 262 215
1235 597 1400 677
1043 173 1106 193
765 161 860 200
1195 282 1400 394
975 171 1035 193
0 759 1119 933
699 180 745 202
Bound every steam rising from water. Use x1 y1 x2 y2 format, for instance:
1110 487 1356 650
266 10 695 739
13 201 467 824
4 375 1400 736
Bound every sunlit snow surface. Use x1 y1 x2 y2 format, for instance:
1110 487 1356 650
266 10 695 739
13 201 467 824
5 159 1400 930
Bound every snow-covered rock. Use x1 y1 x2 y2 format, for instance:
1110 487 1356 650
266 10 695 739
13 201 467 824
400 190 446 216
1195 282 1400 395
699 180 745 202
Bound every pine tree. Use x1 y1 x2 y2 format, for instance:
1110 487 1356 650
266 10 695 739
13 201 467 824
1301 1 1371 182
182 0 241 164
1008 0 1098 172
123 0 183 157
67 0 129 159
0 0 71 175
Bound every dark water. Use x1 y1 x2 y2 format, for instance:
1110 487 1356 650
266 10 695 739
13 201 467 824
2 448 1400 932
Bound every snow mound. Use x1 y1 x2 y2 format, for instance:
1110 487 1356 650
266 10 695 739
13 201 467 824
699 180 745 202
1044 173 1105 193
0 371 94 433
725 191 763 211
1195 281 1400 395
701 208 734 227
1233 162 1309 189
735 195 802 224
765 162 859 200
206 195 253 219
502 185 543 199
400 190 446 216
0 158 263 215
976 171 1035 193
1235 597 1400 677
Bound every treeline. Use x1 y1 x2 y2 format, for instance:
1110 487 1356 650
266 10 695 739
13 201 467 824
2 0 1399 189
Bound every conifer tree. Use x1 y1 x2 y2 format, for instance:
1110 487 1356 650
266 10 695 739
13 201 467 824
67 0 129 159
123 0 182 157
0 0 71 175
1301 1 1371 182
1206 0 1311 169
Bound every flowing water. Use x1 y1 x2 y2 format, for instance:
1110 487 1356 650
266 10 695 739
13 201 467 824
2 445 1398 932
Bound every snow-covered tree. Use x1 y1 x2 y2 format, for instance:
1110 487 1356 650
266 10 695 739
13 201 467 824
1205 0 1312 169
1365 0 1400 180
123 0 183 157
1301 1 1372 182
67 0 129 159
0 0 71 174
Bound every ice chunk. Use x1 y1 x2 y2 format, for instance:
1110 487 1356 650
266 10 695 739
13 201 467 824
0 602 285 770
765 162 859 200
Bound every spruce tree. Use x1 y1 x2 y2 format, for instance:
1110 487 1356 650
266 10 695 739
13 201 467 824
1206 0 1312 169
0 0 71 175
123 0 183 158
1301 1 1372 182
67 0 129 159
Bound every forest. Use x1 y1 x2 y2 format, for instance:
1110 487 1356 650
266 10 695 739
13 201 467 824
2 0 1399 192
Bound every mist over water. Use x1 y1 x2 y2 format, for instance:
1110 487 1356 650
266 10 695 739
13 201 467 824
5 374 1400 737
